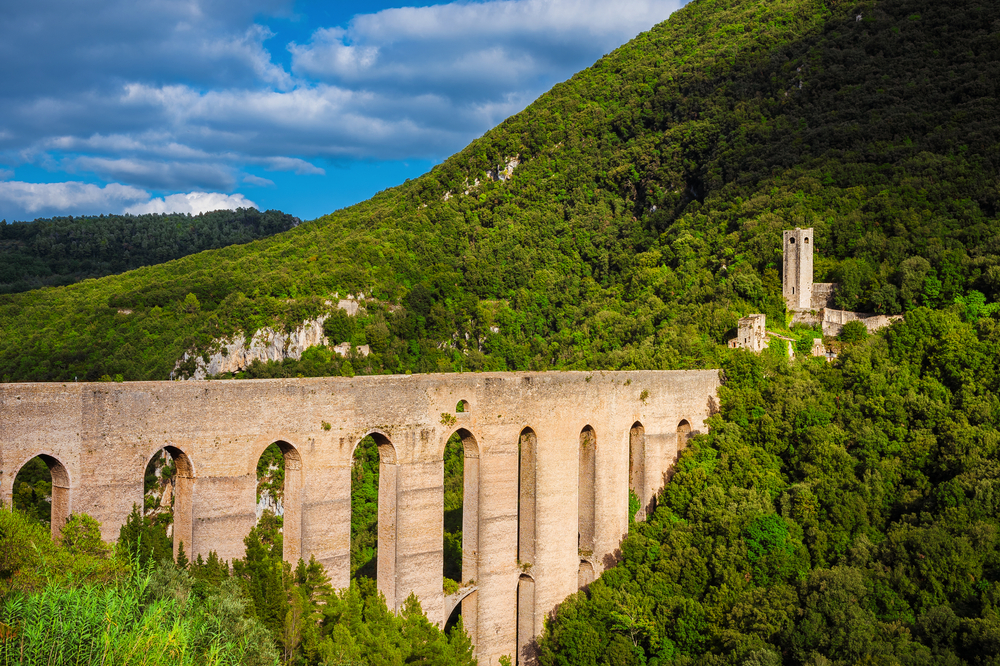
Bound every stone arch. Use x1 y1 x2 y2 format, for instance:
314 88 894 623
578 426 596 557
143 445 195 561
517 573 537 666
518 427 537 567
442 428 480 583
355 429 397 465
455 399 470 413
444 587 479 637
441 427 480 638
629 422 646 521
12 453 71 540
578 559 595 589
353 431 398 609
677 420 692 454
253 439 303 563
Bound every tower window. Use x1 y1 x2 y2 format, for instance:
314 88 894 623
789 238 795 244
804 237 809 243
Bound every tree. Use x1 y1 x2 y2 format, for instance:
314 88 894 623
61 513 110 558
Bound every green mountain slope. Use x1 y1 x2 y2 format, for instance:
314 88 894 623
539 310 1000 665
0 208 299 295
0 0 997 382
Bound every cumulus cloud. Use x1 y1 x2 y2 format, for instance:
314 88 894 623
0 181 149 216
291 0 682 98
0 0 682 213
69 157 236 190
0 180 254 219
126 192 257 215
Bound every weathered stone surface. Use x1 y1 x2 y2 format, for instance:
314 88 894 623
783 227 814 311
0 370 719 665
728 314 768 352
822 308 904 337
172 317 330 379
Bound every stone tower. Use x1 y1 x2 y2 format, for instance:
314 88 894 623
783 227 813 311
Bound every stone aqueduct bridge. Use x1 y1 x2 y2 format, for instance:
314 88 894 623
0 370 720 664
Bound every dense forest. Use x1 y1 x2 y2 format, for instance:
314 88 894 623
538 307 1000 665
1 0 997 382
0 208 299 294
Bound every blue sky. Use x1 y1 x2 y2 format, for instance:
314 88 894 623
0 0 684 221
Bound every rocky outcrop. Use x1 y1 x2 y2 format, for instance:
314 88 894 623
256 490 284 521
172 317 330 379
443 157 520 200
172 295 376 379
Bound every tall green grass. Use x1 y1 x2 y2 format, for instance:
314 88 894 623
0 564 277 666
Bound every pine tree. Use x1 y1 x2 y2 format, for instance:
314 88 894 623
175 540 189 569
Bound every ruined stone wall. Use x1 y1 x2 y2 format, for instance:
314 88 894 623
811 282 838 311
822 308 904 337
0 370 719 666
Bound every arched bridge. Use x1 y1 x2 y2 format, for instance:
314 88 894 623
0 370 719 665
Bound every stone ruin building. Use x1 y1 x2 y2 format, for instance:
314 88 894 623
728 314 768 352
729 228 901 355
783 227 902 338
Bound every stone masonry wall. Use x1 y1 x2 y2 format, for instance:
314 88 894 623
0 370 720 665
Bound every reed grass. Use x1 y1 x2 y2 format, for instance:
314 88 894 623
0 564 272 666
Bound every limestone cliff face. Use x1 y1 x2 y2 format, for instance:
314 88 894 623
256 490 284 520
171 295 376 379
172 317 329 380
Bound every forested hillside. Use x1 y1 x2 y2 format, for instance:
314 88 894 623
537 308 1000 665
0 0 996 382
0 208 298 294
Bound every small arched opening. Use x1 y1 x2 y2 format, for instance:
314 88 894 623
518 427 537 567
351 432 398 609
677 420 692 455
12 454 70 540
455 399 470 413
442 428 480 638
254 440 302 563
444 588 478 643
578 426 596 558
143 445 194 561
517 573 536 666
629 422 646 522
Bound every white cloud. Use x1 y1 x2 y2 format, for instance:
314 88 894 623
0 180 254 219
256 156 326 175
69 156 236 190
0 0 683 206
126 191 256 215
0 181 149 215
243 174 275 187
0 168 12 180
290 0 682 92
